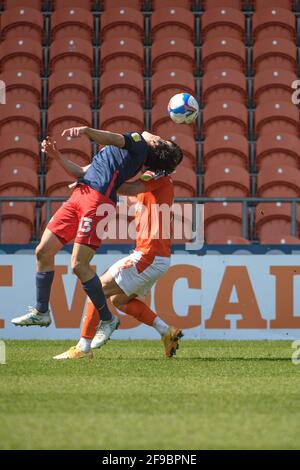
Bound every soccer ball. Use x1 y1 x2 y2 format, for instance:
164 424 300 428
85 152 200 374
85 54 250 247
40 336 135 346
168 93 199 125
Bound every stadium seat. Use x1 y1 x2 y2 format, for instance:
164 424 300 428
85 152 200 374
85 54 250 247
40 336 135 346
202 7 245 41
1 70 41 105
172 166 197 198
0 7 44 42
99 102 144 134
151 70 195 106
151 38 195 74
253 0 293 10
204 165 250 197
257 165 300 198
0 187 35 244
151 103 195 138
47 101 91 137
2 0 41 10
45 168 73 218
50 38 93 74
51 8 94 41
100 38 144 73
168 134 196 170
201 37 245 72
253 8 296 41
203 132 248 169
0 38 43 74
100 70 144 106
254 70 297 104
48 69 93 106
0 101 40 137
152 0 192 8
102 0 142 8
101 8 144 41
205 202 248 244
151 8 194 42
202 101 248 137
256 133 300 170
202 69 246 104
256 203 300 244
0 133 40 172
53 0 93 8
0 165 38 194
255 101 299 137
202 0 242 8
46 134 92 170
253 38 297 73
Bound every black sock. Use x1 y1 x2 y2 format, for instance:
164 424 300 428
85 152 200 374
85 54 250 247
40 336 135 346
82 275 112 322
36 271 55 313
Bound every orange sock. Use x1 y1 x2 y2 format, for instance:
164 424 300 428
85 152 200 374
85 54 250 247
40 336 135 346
81 302 100 340
119 299 156 326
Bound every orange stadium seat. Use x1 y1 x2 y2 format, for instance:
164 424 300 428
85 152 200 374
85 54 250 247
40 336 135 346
99 102 144 134
53 0 93 8
203 0 242 8
151 103 196 138
201 37 245 73
172 166 197 198
0 101 40 137
152 0 192 8
102 0 142 8
48 69 93 106
255 101 299 137
45 167 73 214
205 203 249 244
51 8 94 41
202 101 248 137
0 133 40 172
46 134 92 170
254 70 297 104
100 38 144 73
47 101 91 137
168 134 196 170
0 190 35 244
100 70 144 106
151 70 195 106
0 7 44 42
202 7 245 41
101 8 144 41
50 38 93 74
256 133 300 170
151 38 195 74
204 165 250 197
253 38 297 73
257 165 300 198
256 203 300 245
0 38 42 74
253 8 295 41
203 132 248 169
202 69 246 105
0 70 41 105
2 0 41 9
254 0 293 10
0 165 38 194
151 8 194 42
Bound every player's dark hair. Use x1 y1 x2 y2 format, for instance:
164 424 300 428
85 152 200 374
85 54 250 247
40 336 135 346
145 141 183 174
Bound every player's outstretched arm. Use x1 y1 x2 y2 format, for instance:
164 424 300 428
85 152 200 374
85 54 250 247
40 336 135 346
61 127 125 148
41 137 90 179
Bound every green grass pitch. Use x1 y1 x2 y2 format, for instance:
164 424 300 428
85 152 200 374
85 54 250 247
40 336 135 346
0 340 300 450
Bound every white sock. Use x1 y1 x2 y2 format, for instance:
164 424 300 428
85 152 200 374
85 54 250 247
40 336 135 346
152 317 169 337
77 337 92 353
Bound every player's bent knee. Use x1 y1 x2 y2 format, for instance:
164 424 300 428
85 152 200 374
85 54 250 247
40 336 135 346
35 244 51 262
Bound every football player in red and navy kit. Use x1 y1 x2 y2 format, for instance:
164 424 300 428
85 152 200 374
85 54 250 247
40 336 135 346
11 127 183 340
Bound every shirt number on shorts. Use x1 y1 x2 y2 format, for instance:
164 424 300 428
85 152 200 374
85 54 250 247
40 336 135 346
79 217 93 233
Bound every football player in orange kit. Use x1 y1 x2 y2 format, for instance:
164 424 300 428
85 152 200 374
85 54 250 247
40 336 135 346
54 150 184 360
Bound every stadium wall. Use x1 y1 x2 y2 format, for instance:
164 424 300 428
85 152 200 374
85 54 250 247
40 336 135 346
1 252 300 340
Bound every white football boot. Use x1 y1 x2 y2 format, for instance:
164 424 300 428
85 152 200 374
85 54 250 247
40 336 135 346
91 315 120 349
11 307 52 327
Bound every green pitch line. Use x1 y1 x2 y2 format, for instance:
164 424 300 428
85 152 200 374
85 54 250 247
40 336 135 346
0 340 299 450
